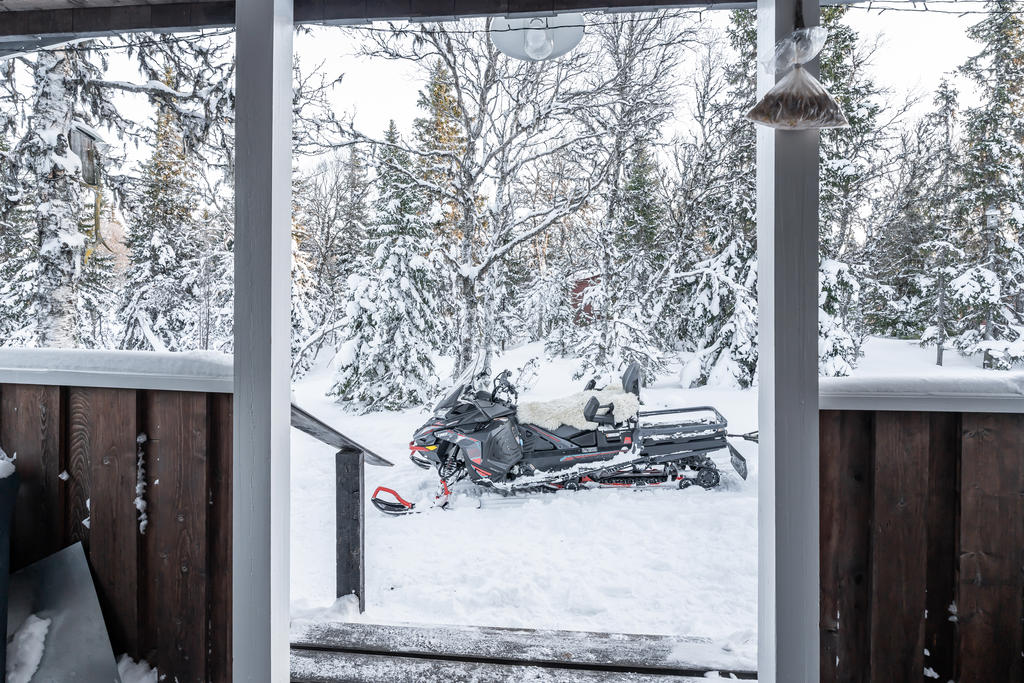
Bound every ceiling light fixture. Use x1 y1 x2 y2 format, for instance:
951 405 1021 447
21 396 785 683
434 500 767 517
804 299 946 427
489 14 585 62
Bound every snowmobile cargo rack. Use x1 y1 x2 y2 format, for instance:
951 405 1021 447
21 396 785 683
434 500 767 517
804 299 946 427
637 405 728 435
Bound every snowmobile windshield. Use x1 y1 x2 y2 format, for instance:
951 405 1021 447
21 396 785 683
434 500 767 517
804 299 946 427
433 353 484 415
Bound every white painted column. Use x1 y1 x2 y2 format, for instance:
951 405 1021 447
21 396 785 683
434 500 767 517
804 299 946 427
233 0 293 680
756 0 820 680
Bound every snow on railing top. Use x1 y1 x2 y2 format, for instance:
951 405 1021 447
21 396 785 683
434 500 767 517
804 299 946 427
0 348 232 393
820 371 1024 413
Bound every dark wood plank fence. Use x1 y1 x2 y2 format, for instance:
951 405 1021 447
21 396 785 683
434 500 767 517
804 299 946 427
820 409 1024 683
0 383 232 683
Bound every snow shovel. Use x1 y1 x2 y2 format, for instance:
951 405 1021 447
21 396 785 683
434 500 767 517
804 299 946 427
7 543 121 682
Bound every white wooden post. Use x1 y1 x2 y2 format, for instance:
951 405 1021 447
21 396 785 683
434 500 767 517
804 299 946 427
233 0 293 680
756 0 820 680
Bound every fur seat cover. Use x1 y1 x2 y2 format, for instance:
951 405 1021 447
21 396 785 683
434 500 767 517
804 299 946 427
517 384 641 431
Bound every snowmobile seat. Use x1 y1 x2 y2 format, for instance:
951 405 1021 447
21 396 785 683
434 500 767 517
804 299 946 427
584 396 616 426
552 424 589 440
621 362 641 397
517 385 641 431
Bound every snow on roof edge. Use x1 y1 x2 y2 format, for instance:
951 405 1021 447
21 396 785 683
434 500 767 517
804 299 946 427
820 371 1024 413
0 348 233 393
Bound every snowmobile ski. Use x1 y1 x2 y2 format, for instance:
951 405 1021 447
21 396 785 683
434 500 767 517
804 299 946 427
370 486 419 516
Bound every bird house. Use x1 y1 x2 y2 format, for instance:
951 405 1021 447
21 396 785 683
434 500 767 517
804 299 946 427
69 121 105 186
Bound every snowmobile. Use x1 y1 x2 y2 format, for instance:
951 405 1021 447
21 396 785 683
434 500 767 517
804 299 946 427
370 354 751 516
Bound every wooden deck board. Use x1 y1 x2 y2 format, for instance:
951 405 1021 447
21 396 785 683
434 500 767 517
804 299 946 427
290 649 717 682
290 621 756 676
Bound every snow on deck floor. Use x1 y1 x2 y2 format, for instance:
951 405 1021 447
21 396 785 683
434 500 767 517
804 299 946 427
290 343 758 651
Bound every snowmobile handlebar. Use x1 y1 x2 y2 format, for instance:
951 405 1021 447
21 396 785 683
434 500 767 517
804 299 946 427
491 369 518 404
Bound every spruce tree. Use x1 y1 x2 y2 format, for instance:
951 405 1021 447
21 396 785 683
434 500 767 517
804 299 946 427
666 26 758 388
413 61 465 240
336 144 372 280
724 9 878 377
292 150 365 370
861 119 939 340
515 156 585 357
76 191 119 347
918 87 970 366
120 71 204 351
291 223 325 376
411 61 468 361
866 81 974 365
573 14 691 382
957 0 1024 367
330 121 439 412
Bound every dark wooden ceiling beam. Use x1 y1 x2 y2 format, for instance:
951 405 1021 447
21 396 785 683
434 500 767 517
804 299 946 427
0 0 747 43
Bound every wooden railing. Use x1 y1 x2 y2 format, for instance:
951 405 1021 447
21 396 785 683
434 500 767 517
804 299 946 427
0 349 234 682
0 350 389 683
0 381 233 682
6 350 1022 682
819 375 1024 682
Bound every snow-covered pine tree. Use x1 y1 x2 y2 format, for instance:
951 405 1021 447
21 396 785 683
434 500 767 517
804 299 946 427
815 7 897 374
865 81 973 364
861 120 940 340
3 39 234 349
413 61 464 237
120 70 205 351
917 84 970 365
668 31 758 388
818 259 864 376
724 9 876 376
75 190 119 347
337 144 372 277
291 145 374 374
576 138 667 382
573 13 696 382
330 120 439 411
407 62 465 355
291 223 325 377
956 0 1024 368
189 207 234 352
512 152 590 357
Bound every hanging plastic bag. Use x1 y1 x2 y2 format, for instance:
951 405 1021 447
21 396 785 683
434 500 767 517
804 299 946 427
746 27 849 130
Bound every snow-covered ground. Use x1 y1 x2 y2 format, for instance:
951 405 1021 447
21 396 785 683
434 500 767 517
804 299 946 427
289 337 994 647
291 341 758 644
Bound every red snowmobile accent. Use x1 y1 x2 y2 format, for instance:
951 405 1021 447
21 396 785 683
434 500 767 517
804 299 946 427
370 486 416 515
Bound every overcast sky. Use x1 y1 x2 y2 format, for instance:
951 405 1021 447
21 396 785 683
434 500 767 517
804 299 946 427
96 5 982 174
292 7 981 143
